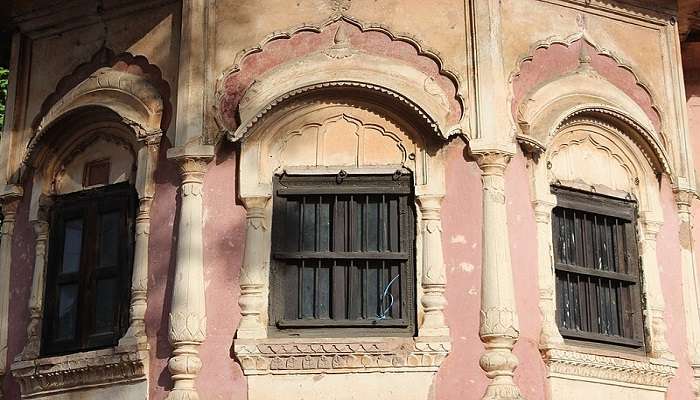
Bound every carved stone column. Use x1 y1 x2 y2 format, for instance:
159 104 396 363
122 138 160 345
638 217 674 361
475 152 524 400
121 197 153 344
417 194 449 337
675 189 700 397
237 196 270 339
0 195 20 399
166 151 212 400
532 200 564 350
18 219 49 360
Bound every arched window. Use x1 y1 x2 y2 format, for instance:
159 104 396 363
32 113 139 356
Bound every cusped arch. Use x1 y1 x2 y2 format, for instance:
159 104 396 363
216 17 466 142
517 70 673 182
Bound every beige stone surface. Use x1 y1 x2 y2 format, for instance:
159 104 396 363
248 372 436 400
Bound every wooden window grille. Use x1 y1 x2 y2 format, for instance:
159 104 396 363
551 186 644 348
270 172 416 336
42 182 136 356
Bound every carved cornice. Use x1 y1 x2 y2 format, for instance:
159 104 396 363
544 348 677 389
233 338 450 375
10 344 148 398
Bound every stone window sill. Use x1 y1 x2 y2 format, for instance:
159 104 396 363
543 344 678 390
233 336 451 375
10 340 148 398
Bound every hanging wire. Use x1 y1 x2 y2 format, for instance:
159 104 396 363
376 274 400 320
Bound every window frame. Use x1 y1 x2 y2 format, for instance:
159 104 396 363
268 172 417 338
41 182 136 356
550 185 645 350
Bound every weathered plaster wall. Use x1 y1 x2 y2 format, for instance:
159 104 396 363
3 179 34 399
19 2 180 164
501 0 671 117
657 177 695 399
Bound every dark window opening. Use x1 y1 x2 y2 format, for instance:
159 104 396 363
42 182 136 356
83 159 111 187
551 186 644 349
270 173 416 337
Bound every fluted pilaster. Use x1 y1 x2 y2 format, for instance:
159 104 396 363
417 194 449 337
475 151 524 400
237 196 270 339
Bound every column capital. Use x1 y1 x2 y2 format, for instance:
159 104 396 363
241 195 271 211
167 144 215 181
674 188 697 214
473 151 512 175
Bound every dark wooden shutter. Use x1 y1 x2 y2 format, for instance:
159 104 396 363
43 182 135 355
551 186 644 348
270 173 416 337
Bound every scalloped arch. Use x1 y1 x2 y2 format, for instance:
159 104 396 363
509 35 663 136
215 15 466 141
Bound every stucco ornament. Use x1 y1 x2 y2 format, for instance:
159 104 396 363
11 63 166 398
521 112 679 395
223 20 454 395
215 15 467 144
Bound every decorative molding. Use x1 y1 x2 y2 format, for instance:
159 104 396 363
417 195 449 338
11 344 148 398
544 348 676 389
216 15 467 141
535 0 673 26
229 82 448 144
234 338 450 375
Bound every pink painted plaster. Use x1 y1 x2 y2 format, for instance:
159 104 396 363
511 40 662 132
434 143 489 399
657 177 695 398
219 20 462 131
2 178 35 399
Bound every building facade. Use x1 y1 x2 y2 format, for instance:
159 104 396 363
1 0 700 399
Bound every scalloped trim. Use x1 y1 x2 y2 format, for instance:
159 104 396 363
508 34 664 134
215 14 466 138
228 81 449 142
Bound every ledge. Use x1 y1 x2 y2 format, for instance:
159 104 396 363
233 336 450 375
10 341 148 398
543 347 677 390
